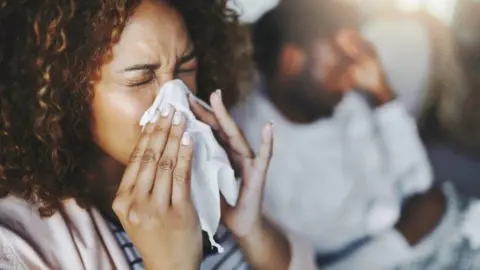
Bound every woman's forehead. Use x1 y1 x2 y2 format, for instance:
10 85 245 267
108 1 190 67
122 1 186 43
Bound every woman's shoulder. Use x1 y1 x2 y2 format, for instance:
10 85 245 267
0 195 61 241
0 195 96 242
0 196 107 269
0 196 51 268
0 195 43 229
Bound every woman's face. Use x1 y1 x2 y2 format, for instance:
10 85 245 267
91 1 197 165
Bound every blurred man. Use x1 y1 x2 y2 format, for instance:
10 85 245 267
232 1 480 269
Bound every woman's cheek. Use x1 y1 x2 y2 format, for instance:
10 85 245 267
108 94 147 126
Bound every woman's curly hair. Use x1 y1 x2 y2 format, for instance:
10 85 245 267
0 0 246 216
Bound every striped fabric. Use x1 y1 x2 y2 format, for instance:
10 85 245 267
109 222 249 270
201 226 249 270
108 221 145 270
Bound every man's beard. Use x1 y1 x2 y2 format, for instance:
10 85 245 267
282 70 343 121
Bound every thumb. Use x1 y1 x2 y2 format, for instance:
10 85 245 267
220 194 233 217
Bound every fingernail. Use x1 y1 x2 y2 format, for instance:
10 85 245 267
264 120 274 136
161 105 171 117
173 111 183 125
181 132 191 145
212 89 222 101
151 109 162 124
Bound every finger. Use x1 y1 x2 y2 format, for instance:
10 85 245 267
189 93 230 152
220 194 233 218
152 111 187 204
117 114 160 194
171 132 194 206
361 39 378 59
335 30 372 61
237 122 274 211
133 105 174 197
189 93 220 130
210 90 254 158
255 122 274 173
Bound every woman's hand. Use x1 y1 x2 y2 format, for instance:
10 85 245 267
112 107 202 270
189 91 291 270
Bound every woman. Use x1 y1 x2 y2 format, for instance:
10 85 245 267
0 1 290 269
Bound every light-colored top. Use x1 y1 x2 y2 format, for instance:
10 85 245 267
0 196 247 270
324 182 480 270
232 89 433 254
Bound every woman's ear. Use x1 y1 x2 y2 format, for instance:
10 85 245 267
278 43 307 81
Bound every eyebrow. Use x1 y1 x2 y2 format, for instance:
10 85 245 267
121 47 196 72
123 63 160 72
177 48 197 65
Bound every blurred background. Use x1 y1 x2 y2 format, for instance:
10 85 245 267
231 0 460 24
226 2 480 267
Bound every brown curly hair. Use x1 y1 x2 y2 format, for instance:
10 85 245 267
0 0 245 216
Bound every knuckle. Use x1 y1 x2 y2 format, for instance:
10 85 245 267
128 202 155 224
130 204 144 216
127 205 141 224
112 197 130 216
170 208 196 228
158 157 175 171
152 125 167 134
151 201 167 216
177 153 192 163
129 148 143 163
141 149 157 164
169 129 182 139
173 172 187 184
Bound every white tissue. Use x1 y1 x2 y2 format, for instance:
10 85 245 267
139 80 240 251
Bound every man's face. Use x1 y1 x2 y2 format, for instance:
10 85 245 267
279 39 348 116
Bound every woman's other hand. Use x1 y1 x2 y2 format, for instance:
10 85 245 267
112 107 202 270
190 91 291 270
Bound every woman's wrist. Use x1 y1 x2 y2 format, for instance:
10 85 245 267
145 262 199 270
235 219 291 270
144 254 201 270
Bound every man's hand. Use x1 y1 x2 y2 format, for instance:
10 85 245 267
325 29 395 105
395 187 446 245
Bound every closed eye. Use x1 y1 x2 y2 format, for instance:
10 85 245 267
123 69 156 87
175 49 197 74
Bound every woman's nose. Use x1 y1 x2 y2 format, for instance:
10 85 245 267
154 73 176 95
